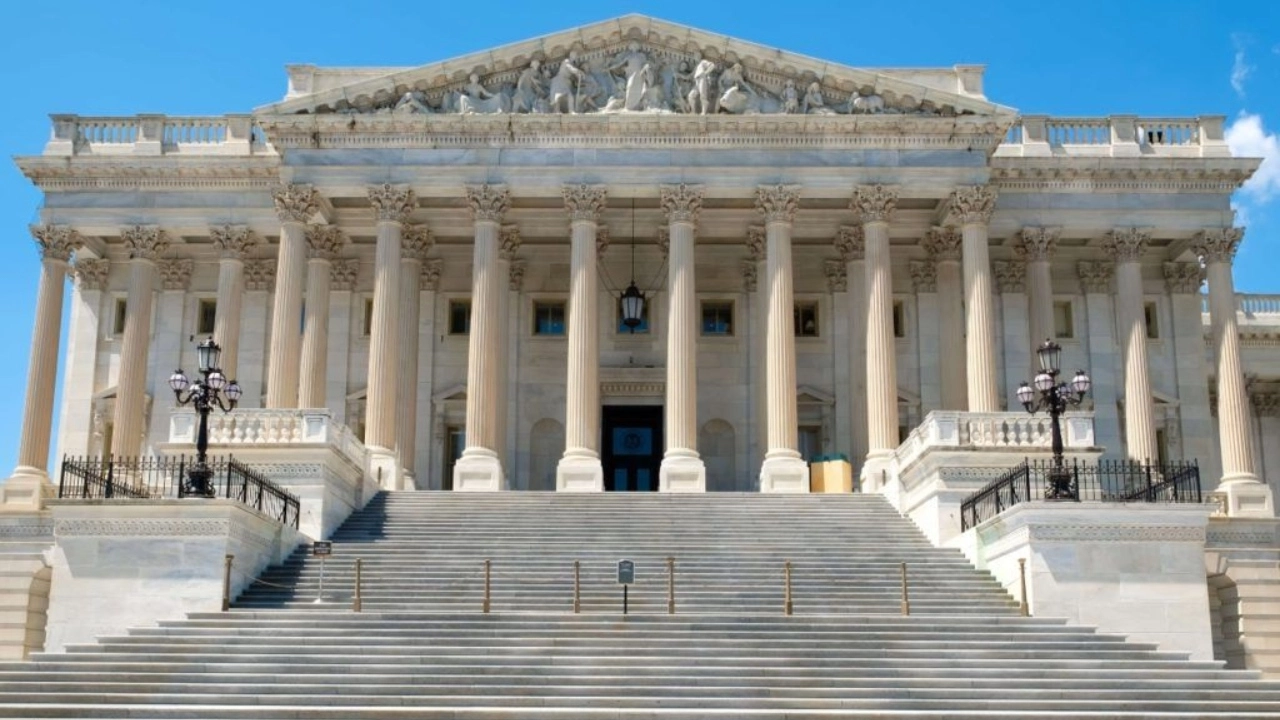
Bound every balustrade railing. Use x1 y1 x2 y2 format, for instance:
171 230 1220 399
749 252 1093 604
996 115 1227 158
46 114 269 156
1201 294 1280 318
169 408 368 470
894 410 1095 472
959 458 1202 531
58 455 300 529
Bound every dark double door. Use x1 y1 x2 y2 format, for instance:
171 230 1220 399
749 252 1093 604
601 405 663 492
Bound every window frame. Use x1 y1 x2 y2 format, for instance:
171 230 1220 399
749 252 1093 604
1144 300 1160 340
699 299 736 338
531 298 568 337
195 298 218 336
447 299 472 336
794 300 820 339
1053 298 1076 340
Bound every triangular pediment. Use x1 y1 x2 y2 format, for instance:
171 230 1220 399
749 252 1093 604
258 14 1011 119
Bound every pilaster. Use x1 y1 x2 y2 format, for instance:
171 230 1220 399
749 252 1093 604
1078 260 1123 460
923 225 966 411
836 225 868 466
396 224 432 486
209 225 259 381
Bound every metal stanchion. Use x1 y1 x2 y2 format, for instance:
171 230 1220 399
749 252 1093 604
483 559 491 614
784 560 793 616
573 560 581 614
352 558 363 613
900 561 910 616
1018 557 1029 616
667 556 675 615
221 555 233 612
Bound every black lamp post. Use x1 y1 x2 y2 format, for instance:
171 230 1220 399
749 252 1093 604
1017 339 1091 500
169 338 241 497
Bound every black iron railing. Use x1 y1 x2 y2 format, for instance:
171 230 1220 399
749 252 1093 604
960 458 1202 531
58 455 300 529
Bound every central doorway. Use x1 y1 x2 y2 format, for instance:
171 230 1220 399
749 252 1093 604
601 405 663 492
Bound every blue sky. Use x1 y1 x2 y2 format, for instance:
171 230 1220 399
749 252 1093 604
0 0 1276 475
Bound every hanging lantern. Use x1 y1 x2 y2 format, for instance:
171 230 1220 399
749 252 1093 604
621 281 645 332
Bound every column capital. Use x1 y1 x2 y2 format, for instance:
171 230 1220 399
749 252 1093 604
947 185 998 225
1102 228 1151 263
500 225 521 261
922 225 962 261
850 184 898 224
209 225 260 260
244 259 277 291
271 183 321 224
746 225 766 261
330 258 360 290
30 225 81 262
422 258 444 291
562 183 608 223
368 183 417 223
660 183 704 225
1077 260 1115 294
741 259 758 292
1192 227 1245 264
993 259 1026 293
121 225 170 262
1163 261 1205 294
755 184 801 224
73 257 109 290
1015 226 1060 261
466 184 510 223
402 225 434 261
305 225 347 260
508 259 527 291
909 259 938 293
834 224 865 261
824 258 848 292
157 258 194 291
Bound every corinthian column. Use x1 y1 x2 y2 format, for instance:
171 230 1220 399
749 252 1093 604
8 226 79 491
1017 227 1059 373
209 226 259 381
950 185 1000 412
395 225 433 487
1102 228 1158 463
852 185 899 488
266 184 319 408
835 226 868 465
298 225 346 409
923 226 966 410
557 184 607 491
1194 228 1274 517
454 184 511 492
756 184 809 493
112 226 169 457
364 184 415 490
659 183 706 492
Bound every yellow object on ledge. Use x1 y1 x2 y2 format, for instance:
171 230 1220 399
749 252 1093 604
810 458 853 493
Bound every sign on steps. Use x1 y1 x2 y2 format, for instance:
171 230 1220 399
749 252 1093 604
617 560 635 585
312 541 333 557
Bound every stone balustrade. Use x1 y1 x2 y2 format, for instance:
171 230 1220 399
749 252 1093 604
894 410 1096 474
1201 293 1280 321
168 408 367 473
44 114 271 156
997 115 1228 158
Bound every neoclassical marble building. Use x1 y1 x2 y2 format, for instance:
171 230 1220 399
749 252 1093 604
6 15 1277 513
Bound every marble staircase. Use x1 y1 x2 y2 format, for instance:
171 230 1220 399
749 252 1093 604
0 491 1278 718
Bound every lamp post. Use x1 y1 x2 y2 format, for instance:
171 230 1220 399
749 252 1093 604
1017 339 1091 500
169 338 241 497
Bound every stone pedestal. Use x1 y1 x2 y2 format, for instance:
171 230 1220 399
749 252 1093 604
452 450 505 492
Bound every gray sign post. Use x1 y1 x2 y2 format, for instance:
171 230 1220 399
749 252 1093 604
617 560 635 615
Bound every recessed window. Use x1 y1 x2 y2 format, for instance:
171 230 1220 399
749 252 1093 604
112 298 128 336
794 302 819 338
1144 301 1160 340
196 299 217 336
617 297 650 334
1054 300 1075 340
701 301 734 336
449 300 471 335
362 298 374 337
533 301 566 336
892 300 906 339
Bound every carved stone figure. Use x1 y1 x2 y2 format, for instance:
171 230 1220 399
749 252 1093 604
513 60 546 113
782 80 800 114
718 62 752 95
849 94 885 114
606 41 651 111
549 51 586 114
393 90 432 114
719 84 782 114
639 62 666 110
459 73 509 114
689 56 718 115
665 60 694 113
803 82 836 115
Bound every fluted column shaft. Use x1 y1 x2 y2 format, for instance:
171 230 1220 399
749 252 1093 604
396 256 422 472
465 219 503 454
213 259 245 379
1202 238 1258 481
925 226 966 411
1116 259 1158 462
565 218 601 455
666 218 698 454
112 260 157 457
15 229 76 475
366 220 403 450
266 220 307 408
757 185 802 463
845 255 869 461
1027 259 1053 349
864 220 899 455
962 222 999 411
298 257 332 409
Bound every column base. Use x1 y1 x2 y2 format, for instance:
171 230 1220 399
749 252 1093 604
859 452 900 506
759 452 810 493
1211 476 1275 518
453 449 505 492
0 467 54 514
660 451 705 493
556 452 603 492
366 448 403 492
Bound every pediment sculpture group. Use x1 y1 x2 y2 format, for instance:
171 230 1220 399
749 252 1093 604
379 43 936 117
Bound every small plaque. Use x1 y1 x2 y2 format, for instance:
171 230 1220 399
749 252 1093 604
312 541 333 557
617 559 635 585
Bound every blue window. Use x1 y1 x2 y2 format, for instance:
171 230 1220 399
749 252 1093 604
701 301 733 336
533 301 566 336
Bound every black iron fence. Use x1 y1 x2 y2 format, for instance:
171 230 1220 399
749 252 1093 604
960 458 1202 532
58 455 300 530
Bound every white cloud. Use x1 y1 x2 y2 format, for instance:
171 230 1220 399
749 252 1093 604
1232 34 1254 96
1227 112 1280 211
